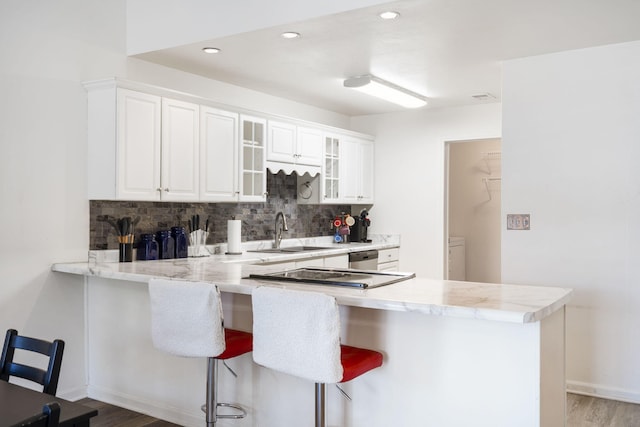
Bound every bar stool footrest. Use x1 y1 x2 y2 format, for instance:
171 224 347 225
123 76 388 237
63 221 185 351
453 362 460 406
201 402 248 419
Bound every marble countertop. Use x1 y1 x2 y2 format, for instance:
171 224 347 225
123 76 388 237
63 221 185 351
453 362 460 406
85 235 400 264
52 234 572 324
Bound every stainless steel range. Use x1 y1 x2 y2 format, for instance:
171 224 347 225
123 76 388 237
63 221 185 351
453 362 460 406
248 267 415 289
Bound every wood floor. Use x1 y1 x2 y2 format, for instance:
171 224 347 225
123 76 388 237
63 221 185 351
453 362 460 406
567 393 640 426
79 393 640 426
76 398 180 427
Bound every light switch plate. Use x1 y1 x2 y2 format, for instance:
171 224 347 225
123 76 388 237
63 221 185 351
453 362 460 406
507 214 530 230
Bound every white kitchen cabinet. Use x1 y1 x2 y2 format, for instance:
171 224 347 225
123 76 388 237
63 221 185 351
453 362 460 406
295 133 343 205
297 133 375 205
323 254 349 268
260 254 349 269
340 138 374 204
294 257 325 268
322 134 341 202
378 247 400 271
267 121 297 163
267 121 323 174
115 88 162 201
295 127 323 166
87 82 199 201
240 115 267 202
86 78 374 203
200 107 239 202
160 98 200 201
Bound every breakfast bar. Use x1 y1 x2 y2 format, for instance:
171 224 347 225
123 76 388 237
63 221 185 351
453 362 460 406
53 251 572 427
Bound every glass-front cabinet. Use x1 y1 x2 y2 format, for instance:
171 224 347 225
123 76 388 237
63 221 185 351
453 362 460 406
240 115 267 202
323 135 341 202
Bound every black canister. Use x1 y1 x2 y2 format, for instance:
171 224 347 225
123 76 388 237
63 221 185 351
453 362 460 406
137 234 158 261
118 243 133 262
156 230 174 259
171 226 188 258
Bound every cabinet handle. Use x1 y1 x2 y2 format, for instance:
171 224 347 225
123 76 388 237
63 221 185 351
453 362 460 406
164 188 170 192
156 188 162 192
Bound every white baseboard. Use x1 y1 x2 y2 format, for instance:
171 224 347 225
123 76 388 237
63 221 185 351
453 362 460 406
567 380 640 405
87 385 202 426
58 385 89 402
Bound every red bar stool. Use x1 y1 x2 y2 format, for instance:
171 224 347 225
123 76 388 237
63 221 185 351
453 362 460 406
251 286 383 427
149 279 252 426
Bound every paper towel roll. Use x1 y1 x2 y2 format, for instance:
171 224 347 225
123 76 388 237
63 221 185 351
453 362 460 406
227 220 242 254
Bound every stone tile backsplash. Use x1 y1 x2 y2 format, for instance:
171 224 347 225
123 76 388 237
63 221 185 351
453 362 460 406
90 172 350 250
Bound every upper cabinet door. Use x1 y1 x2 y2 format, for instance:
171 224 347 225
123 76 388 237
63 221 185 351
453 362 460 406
116 89 162 201
161 98 200 201
340 138 360 203
240 115 267 202
267 121 297 163
296 127 323 166
340 138 374 204
359 140 374 203
200 107 239 202
322 134 341 202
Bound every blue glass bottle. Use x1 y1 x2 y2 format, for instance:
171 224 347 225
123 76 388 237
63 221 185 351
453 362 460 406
156 230 174 259
137 234 158 261
171 226 188 258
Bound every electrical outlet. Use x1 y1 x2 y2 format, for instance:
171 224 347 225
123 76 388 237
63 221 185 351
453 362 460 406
507 214 530 230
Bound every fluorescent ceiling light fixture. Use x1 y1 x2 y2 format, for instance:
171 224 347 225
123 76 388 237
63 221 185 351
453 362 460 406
379 11 400 20
343 75 427 108
281 31 301 39
202 47 220 54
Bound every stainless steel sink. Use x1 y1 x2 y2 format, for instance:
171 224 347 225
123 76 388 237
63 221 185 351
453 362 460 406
248 245 337 253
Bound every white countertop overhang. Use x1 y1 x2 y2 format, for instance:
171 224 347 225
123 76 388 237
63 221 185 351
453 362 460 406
52 251 572 324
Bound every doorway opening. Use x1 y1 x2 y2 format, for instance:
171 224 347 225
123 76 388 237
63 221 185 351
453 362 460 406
444 138 501 283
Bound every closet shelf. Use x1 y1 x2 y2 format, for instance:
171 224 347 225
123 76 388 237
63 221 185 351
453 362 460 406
483 177 501 201
481 151 502 175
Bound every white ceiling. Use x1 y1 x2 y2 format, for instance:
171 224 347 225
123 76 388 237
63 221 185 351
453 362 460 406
133 0 640 116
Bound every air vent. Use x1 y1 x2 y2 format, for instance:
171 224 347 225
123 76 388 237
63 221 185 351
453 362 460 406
471 93 497 101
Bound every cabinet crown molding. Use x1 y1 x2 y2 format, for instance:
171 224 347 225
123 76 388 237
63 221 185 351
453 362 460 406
83 78 374 141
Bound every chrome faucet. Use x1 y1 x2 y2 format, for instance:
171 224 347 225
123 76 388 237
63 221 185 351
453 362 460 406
274 212 288 248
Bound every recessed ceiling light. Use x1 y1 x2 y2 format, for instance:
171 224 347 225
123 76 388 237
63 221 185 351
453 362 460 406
202 47 221 54
281 32 301 39
379 11 400 20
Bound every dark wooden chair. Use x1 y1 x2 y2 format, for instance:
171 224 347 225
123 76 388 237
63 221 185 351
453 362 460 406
10 402 61 427
0 329 65 396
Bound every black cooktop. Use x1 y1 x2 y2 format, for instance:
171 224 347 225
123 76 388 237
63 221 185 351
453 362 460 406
248 267 415 289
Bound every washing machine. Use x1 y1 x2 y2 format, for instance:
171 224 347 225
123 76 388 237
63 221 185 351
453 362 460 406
447 236 466 281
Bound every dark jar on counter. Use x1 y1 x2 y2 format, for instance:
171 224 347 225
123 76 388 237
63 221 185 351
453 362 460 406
137 234 158 261
156 230 174 259
171 226 188 259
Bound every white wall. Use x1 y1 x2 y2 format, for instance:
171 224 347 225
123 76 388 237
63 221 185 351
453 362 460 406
0 0 129 399
0 0 351 399
123 58 351 129
448 138 502 283
350 104 502 278
502 40 640 402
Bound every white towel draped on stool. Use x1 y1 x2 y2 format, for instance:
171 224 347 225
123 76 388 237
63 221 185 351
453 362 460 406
148 278 225 358
252 286 343 383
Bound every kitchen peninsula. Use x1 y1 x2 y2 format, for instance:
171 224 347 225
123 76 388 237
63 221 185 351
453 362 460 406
53 238 571 427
